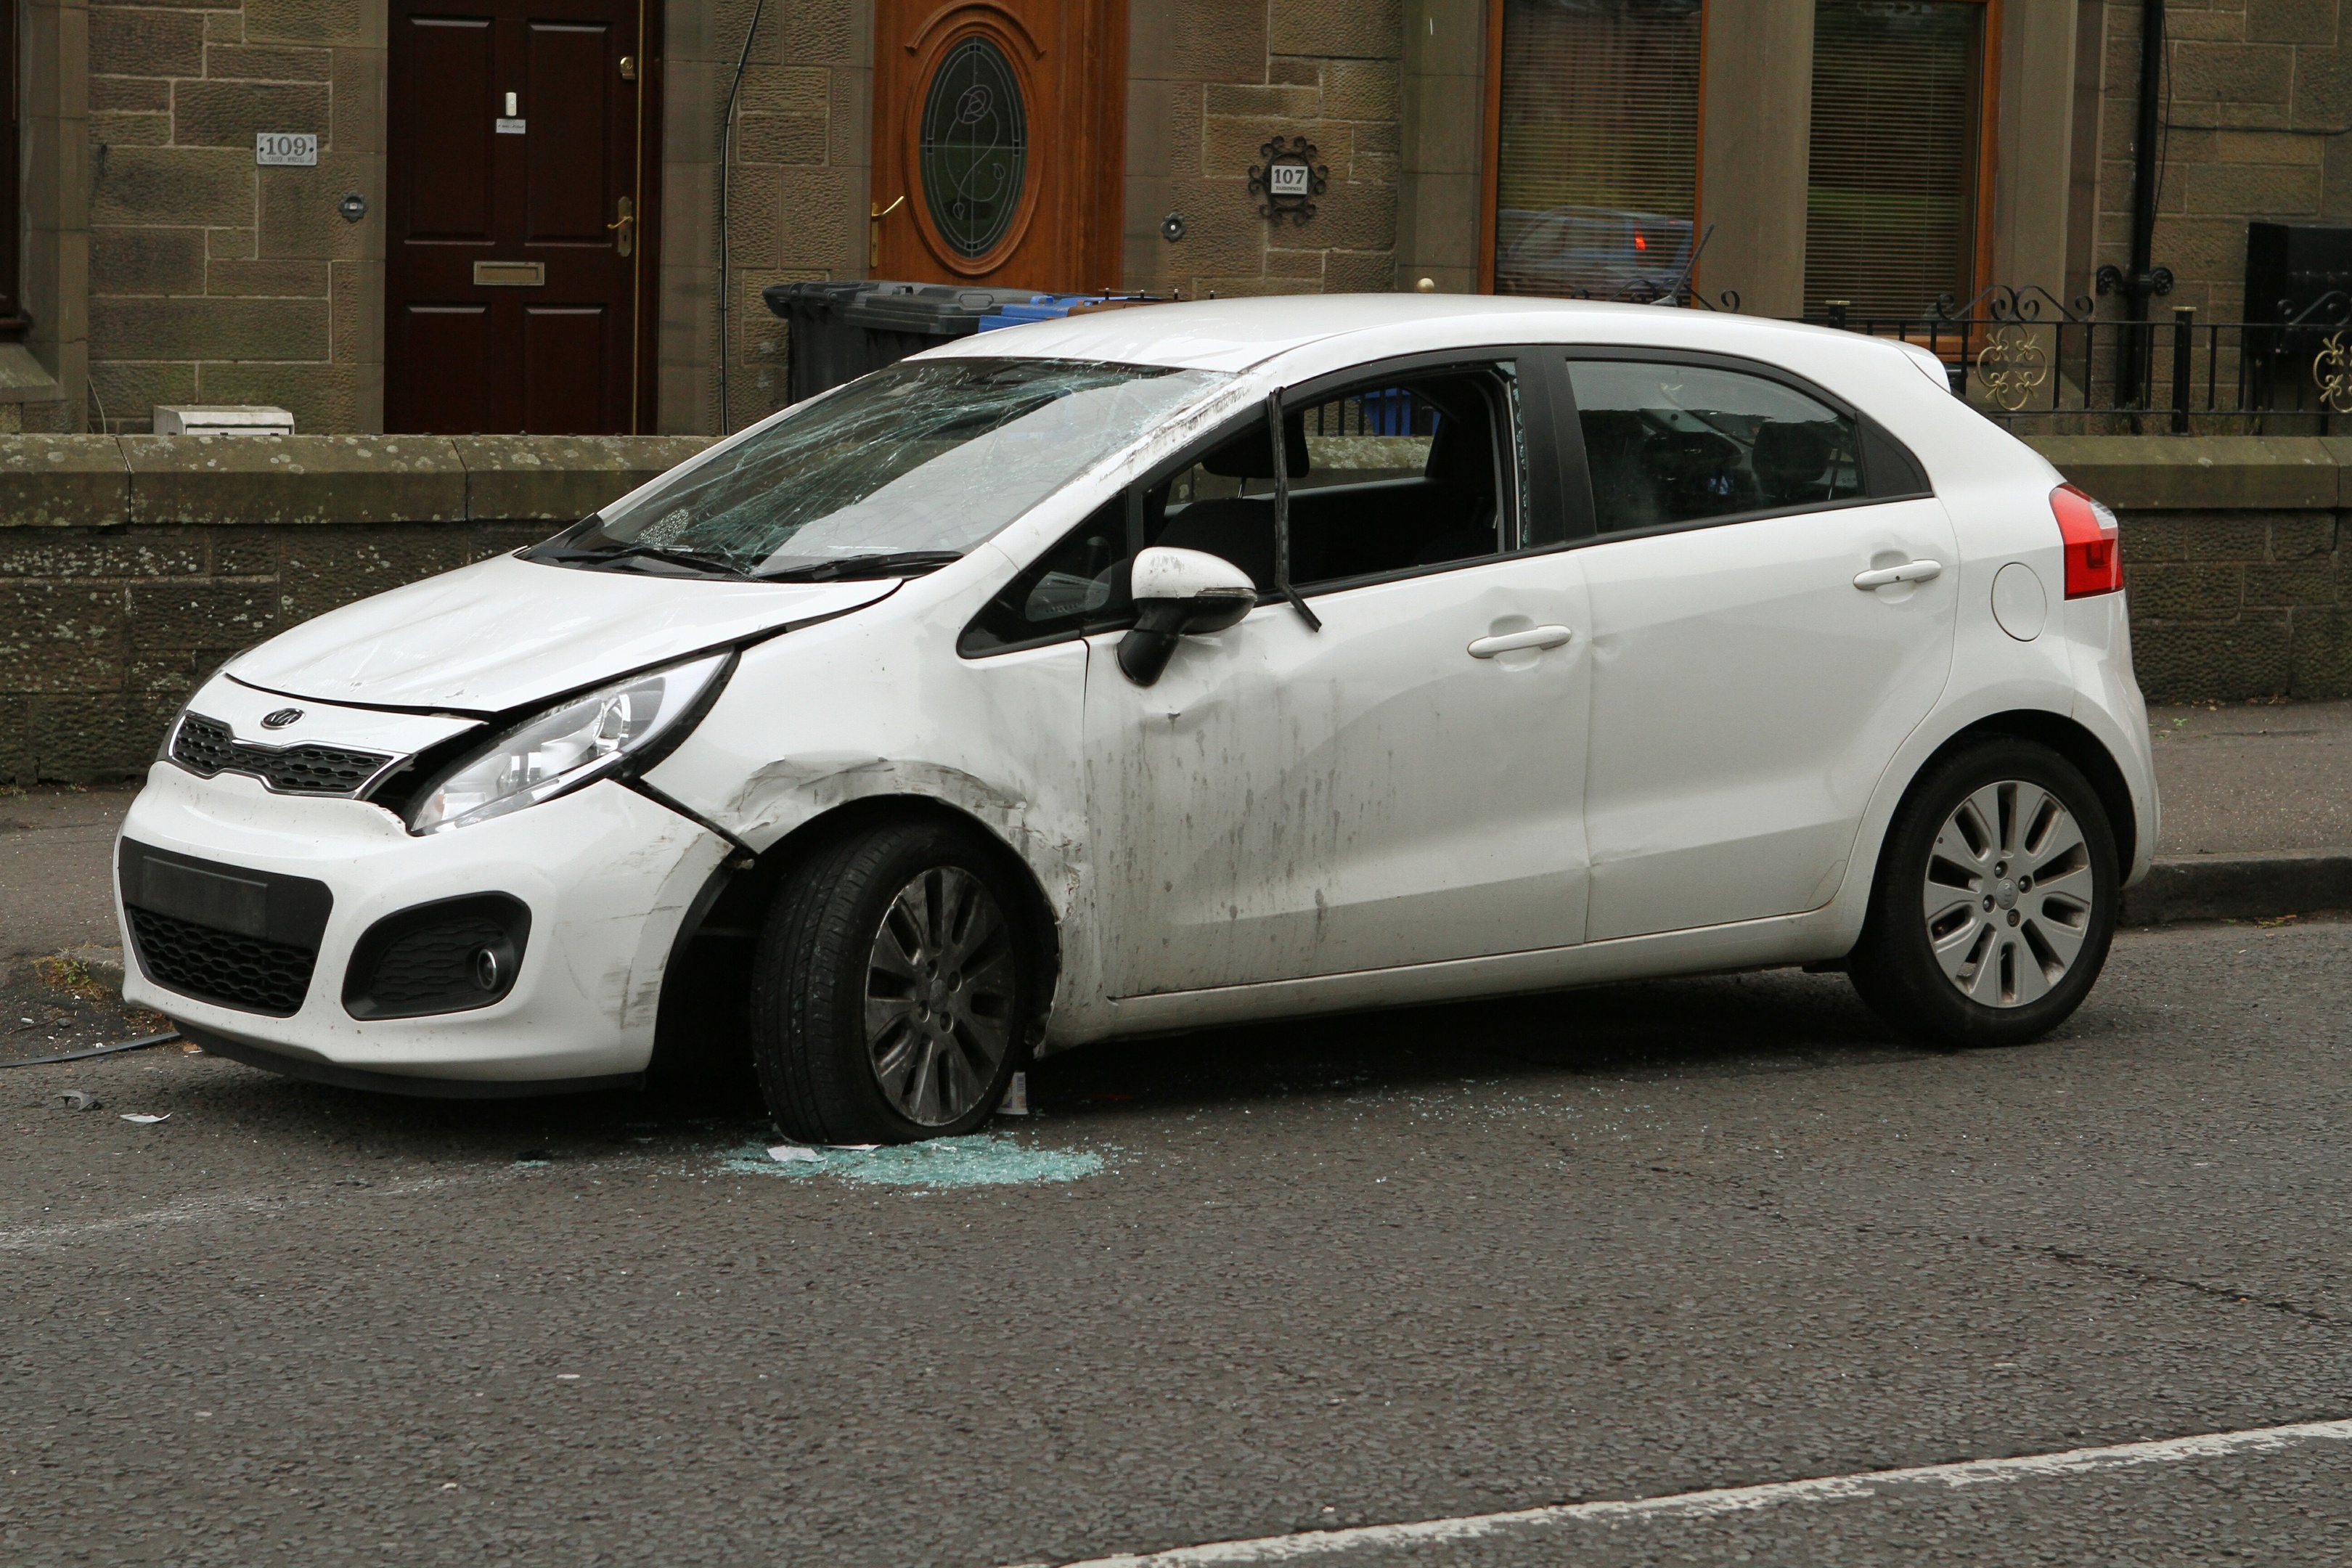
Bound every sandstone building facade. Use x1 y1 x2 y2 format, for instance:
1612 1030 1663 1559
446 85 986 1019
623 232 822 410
0 0 2345 437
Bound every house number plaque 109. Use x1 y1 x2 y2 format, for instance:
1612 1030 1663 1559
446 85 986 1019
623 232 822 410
256 132 319 167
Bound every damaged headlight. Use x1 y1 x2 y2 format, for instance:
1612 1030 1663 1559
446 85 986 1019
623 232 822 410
409 653 731 834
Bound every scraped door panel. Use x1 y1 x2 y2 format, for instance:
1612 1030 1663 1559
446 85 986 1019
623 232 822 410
1084 552 1593 997
1580 498 1960 939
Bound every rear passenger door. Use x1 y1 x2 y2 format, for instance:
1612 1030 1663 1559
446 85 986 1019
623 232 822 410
1077 355 1596 997
1564 354 1959 940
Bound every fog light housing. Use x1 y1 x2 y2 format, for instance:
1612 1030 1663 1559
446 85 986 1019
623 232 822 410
343 894 532 1019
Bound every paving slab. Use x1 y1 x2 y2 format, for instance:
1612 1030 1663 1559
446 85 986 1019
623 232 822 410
0 785 135 962
2147 698 2352 857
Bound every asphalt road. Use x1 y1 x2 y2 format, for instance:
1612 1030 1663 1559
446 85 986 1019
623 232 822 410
7 915 2352 1565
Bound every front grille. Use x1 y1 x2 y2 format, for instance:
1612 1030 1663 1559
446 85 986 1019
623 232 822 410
171 714 395 796
126 905 318 1016
344 895 530 1019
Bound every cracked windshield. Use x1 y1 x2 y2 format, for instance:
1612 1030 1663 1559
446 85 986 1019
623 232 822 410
539 358 1229 580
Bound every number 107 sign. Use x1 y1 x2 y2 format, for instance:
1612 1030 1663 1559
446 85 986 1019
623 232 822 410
1249 136 1327 225
256 133 319 167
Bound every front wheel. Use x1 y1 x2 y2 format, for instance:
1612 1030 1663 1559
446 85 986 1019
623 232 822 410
749 819 1033 1144
1847 738 2119 1048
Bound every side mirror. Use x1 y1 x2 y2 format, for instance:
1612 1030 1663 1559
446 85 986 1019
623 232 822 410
1116 546 1258 686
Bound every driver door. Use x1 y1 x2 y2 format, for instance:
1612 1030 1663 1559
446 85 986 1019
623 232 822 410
1079 356 1594 998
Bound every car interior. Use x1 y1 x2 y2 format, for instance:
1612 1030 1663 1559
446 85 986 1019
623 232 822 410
1568 362 1865 533
1144 368 1514 592
959 365 1519 655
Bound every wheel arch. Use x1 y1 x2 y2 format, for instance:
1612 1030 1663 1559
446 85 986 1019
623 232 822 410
646 793 1066 1098
1930 709 2140 875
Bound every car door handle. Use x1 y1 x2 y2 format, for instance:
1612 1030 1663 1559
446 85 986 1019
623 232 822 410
1853 559 1943 589
1468 625 1574 658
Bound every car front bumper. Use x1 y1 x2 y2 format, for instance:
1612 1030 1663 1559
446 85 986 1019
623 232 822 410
118 763 730 1090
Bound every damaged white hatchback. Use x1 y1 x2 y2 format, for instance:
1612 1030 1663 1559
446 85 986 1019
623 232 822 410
119 295 2157 1142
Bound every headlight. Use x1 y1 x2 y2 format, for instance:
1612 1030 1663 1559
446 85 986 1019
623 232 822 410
408 653 731 834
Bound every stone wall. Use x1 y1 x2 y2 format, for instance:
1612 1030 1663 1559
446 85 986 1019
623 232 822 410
2034 435 2352 700
0 433 706 781
1122 0 1403 301
2081 0 2352 319
3 430 2343 784
672 0 872 436
85 0 383 436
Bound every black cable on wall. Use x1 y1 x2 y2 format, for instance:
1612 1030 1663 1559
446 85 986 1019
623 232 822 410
716 0 769 436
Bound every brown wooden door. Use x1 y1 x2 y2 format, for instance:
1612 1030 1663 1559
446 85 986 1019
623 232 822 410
871 0 1125 292
385 0 658 433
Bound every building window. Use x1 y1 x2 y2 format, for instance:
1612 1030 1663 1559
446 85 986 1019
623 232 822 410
1804 0 1989 318
1489 0 1704 301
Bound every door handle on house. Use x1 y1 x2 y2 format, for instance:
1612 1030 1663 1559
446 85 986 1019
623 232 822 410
869 195 905 267
1853 559 1943 589
1468 624 1574 658
608 197 635 258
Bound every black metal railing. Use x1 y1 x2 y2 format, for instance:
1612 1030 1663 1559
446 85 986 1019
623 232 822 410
1556 274 2352 433
1798 285 2352 433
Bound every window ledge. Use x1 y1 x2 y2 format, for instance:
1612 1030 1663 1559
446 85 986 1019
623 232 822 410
0 343 64 405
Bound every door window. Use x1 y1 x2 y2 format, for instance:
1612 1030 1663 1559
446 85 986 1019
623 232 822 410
1148 362 1528 592
1567 360 1866 533
919 36 1029 260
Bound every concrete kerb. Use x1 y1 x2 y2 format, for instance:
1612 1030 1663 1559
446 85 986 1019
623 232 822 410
2120 852 2352 926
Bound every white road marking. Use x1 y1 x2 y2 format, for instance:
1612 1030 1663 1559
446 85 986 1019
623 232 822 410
1039 1416 2352 1566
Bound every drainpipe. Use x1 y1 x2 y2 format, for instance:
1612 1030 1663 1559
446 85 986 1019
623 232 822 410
716 0 769 436
2099 0 2173 403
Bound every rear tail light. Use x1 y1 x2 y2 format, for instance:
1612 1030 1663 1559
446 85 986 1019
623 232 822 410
2051 483 2123 597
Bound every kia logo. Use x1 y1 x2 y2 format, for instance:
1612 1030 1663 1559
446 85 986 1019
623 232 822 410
260 709 304 730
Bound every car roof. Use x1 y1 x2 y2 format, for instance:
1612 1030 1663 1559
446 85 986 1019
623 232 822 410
911 293 1881 377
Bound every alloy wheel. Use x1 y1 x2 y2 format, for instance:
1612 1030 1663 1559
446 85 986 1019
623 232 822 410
863 866 1018 1125
1921 780 2096 1008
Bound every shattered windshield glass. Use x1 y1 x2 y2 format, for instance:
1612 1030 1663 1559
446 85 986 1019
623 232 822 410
534 359 1229 580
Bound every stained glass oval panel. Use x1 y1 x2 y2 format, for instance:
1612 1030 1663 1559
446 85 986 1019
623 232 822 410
919 36 1029 261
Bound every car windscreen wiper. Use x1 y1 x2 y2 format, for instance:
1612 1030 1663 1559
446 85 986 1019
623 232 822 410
539 544 751 576
752 551 966 583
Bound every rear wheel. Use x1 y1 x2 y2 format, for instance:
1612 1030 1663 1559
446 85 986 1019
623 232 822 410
1847 738 2118 1048
749 818 1032 1144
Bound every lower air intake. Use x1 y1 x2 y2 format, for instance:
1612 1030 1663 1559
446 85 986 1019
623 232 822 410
126 906 318 1016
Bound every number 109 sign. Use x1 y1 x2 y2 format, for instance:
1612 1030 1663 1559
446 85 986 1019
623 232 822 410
256 133 319 167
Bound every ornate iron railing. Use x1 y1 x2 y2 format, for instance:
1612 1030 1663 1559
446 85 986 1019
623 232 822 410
1552 276 2352 432
1795 285 2352 433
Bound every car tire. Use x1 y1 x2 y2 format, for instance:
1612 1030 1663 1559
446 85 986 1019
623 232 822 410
749 817 1034 1145
1846 738 2119 1049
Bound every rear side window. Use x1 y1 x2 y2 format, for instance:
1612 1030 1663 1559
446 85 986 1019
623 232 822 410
1568 361 1864 533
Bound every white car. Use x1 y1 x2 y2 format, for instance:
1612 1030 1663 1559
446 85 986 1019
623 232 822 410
118 296 2155 1141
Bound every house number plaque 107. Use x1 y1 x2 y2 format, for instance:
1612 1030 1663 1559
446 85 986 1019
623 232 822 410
1249 136 1328 225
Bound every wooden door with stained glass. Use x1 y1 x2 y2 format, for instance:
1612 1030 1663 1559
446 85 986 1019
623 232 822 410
869 0 1126 291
